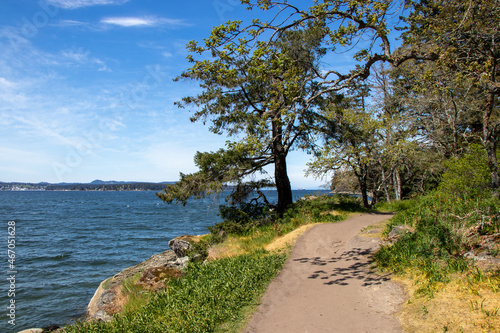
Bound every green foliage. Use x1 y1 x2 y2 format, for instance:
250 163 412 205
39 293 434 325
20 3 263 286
375 190 500 289
209 202 275 235
63 251 287 333
208 194 368 237
280 194 367 224
438 145 491 198
167 15 332 213
156 149 269 205
374 197 419 212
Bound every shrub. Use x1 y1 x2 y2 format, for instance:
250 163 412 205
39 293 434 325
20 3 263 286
209 202 274 236
438 144 491 198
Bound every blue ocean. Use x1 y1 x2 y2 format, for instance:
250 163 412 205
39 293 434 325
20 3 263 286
0 190 326 331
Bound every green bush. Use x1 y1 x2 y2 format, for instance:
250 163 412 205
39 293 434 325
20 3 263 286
438 144 491 198
280 194 366 225
209 202 274 236
375 189 500 289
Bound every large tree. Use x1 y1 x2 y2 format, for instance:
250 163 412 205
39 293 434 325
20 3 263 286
157 25 327 213
307 97 381 208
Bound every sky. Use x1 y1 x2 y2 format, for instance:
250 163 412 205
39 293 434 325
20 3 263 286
0 0 354 189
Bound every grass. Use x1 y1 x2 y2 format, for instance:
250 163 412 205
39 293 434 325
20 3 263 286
62 194 367 333
375 191 500 289
63 251 288 333
395 269 500 332
373 190 500 332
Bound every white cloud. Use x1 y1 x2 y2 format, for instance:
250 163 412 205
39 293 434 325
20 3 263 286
61 49 89 62
47 0 129 9
0 77 16 89
60 48 110 71
101 16 188 28
51 20 89 27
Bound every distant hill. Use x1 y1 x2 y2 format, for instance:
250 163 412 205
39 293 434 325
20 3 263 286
0 181 175 191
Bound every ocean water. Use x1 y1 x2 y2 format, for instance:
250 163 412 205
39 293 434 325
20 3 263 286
0 189 326 331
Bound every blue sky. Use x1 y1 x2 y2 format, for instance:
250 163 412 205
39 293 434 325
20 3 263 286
0 0 347 188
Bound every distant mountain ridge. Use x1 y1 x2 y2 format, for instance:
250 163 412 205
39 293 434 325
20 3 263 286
89 179 171 185
0 180 175 191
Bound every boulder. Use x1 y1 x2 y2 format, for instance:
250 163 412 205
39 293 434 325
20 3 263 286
174 256 190 268
86 249 179 322
168 236 198 257
86 236 206 323
385 225 412 244
136 266 185 290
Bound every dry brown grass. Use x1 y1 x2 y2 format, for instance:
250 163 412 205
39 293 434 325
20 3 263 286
265 224 317 252
206 224 319 261
206 236 252 261
319 209 342 216
173 234 206 243
136 266 185 291
359 219 392 239
395 272 500 332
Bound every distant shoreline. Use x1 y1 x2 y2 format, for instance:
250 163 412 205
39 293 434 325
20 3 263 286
0 181 172 192
1 182 322 192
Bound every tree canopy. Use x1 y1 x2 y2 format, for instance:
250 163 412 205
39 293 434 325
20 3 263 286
159 0 500 211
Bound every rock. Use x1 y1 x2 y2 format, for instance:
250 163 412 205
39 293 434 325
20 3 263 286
174 256 190 268
16 327 61 333
169 238 194 257
86 249 180 322
93 309 112 322
385 225 412 244
388 225 412 238
86 237 205 323
463 234 500 270
97 290 116 309
137 266 185 290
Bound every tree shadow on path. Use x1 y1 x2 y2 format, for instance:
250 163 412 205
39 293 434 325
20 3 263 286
293 247 391 287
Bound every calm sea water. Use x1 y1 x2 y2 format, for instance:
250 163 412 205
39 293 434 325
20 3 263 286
0 189 326 331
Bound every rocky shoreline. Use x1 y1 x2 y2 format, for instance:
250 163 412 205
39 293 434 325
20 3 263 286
18 235 203 333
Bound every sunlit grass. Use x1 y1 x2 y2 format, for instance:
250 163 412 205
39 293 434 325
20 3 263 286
396 268 500 332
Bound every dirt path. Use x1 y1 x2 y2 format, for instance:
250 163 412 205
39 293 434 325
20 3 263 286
244 213 405 333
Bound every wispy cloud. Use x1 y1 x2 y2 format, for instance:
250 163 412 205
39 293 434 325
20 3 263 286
101 16 188 28
47 0 130 9
51 19 89 27
60 48 111 71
